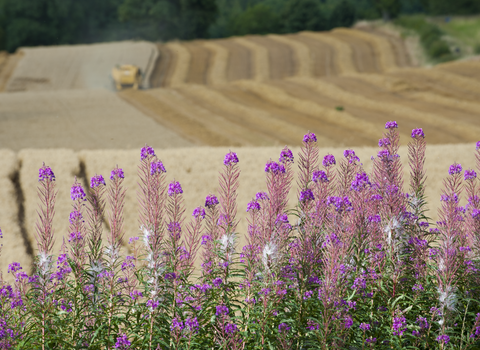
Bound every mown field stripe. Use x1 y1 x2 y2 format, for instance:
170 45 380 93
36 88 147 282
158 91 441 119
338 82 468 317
233 79 390 143
178 83 321 146
406 91 480 115
234 37 270 81
268 34 312 77
300 31 357 75
165 42 191 87
118 89 231 146
290 76 480 142
335 28 398 72
203 41 229 85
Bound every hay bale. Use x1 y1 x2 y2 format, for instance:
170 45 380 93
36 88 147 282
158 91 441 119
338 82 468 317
0 150 32 282
18 149 79 257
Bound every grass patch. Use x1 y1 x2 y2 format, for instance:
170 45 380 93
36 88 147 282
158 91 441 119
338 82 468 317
394 15 456 63
436 16 480 53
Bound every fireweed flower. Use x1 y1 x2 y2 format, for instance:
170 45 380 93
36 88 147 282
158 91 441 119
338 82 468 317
213 277 223 287
185 317 199 333
344 149 360 163
436 334 450 344
448 163 462 176
224 151 239 166
368 215 381 223
70 184 86 201
359 323 371 331
312 170 328 183
385 121 398 129
476 141 480 150
8 262 22 273
473 209 480 220
275 214 289 225
110 167 124 180
256 192 269 201
246 200 261 212
300 189 315 202
393 316 407 336
351 172 371 191
69 210 83 225
327 196 353 212
216 305 229 316
279 148 294 163
192 207 206 219
345 316 353 329
225 323 238 334
265 160 286 174
413 283 424 292
323 154 336 167
150 161 166 175
168 181 183 196
205 194 219 208
90 174 105 188
303 132 317 143
465 169 477 180
140 145 155 160
378 137 391 147
115 334 131 349
68 232 83 242
278 323 291 333
411 128 425 138
38 165 55 182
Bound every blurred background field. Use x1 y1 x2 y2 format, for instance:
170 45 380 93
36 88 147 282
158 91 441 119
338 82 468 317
0 0 480 280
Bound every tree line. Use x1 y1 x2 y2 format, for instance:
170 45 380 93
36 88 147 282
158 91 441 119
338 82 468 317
0 0 479 52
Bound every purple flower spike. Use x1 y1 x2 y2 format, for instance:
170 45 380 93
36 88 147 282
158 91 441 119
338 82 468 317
38 165 55 182
312 170 329 183
170 317 184 332
476 141 480 150
8 262 22 273
110 168 124 180
90 174 105 188
247 200 261 212
448 163 462 176
385 121 398 129
351 172 371 191
465 169 477 181
224 323 238 334
278 323 291 334
185 317 199 333
300 189 315 202
216 305 229 316
378 138 391 147
359 323 370 331
411 128 425 138
168 181 183 196
70 183 86 201
140 145 155 160
343 149 360 164
0 228 2 238
436 334 450 344
192 207 206 219
279 148 294 163
69 211 83 224
256 192 269 201
265 161 286 174
150 161 166 175
205 194 219 208
472 208 480 220
114 334 131 350
303 132 317 143
224 151 239 166
323 154 336 167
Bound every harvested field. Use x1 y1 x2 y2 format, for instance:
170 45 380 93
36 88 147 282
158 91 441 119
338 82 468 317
0 89 191 151
5 41 158 92
1 143 474 263
0 51 23 92
0 149 32 281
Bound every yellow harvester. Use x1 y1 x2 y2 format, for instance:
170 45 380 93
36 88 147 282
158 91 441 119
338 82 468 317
111 64 141 90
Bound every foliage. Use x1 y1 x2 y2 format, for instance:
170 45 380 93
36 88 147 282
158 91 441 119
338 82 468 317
373 0 401 20
1 122 480 349
395 15 455 62
281 0 328 33
118 0 218 40
228 3 282 36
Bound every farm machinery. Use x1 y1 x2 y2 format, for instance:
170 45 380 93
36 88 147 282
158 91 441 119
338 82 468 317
111 64 142 90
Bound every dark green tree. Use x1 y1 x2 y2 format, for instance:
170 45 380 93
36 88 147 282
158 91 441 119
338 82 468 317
373 0 401 20
118 0 217 40
229 3 281 36
282 0 328 33
329 0 356 28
